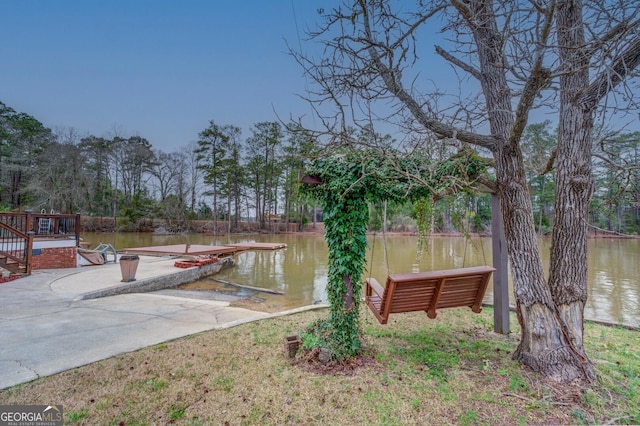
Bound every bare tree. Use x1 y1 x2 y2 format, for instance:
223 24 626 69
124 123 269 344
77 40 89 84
112 136 157 203
181 142 204 214
151 150 183 202
293 0 640 383
31 127 89 213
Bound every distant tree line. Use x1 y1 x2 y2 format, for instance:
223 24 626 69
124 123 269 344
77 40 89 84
1 100 638 234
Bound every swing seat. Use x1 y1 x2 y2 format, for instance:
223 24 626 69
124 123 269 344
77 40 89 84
365 266 495 324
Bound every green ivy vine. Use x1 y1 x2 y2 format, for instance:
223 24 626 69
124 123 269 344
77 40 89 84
301 148 489 361
413 197 433 260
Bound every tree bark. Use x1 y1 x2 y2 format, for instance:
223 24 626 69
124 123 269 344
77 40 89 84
462 0 594 383
360 0 595 381
544 0 597 381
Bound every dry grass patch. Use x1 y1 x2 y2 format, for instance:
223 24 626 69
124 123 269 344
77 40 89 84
1 306 638 425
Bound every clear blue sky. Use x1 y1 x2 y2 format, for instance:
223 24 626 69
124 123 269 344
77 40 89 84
4 2 635 153
1 1 325 152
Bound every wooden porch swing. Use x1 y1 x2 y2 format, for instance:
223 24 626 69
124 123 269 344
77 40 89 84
302 173 508 334
364 205 496 325
365 265 495 324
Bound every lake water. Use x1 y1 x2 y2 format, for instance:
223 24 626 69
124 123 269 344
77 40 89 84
82 232 640 327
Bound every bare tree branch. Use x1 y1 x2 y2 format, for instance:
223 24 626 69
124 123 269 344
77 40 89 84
539 148 557 176
585 16 640 59
582 35 640 110
390 6 444 51
435 45 483 80
357 0 496 151
509 1 555 147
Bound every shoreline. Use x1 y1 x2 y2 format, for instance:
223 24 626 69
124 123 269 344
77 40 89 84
80 216 640 238
83 228 640 239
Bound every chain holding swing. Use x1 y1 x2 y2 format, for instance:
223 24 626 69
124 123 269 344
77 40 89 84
458 193 488 268
367 201 391 280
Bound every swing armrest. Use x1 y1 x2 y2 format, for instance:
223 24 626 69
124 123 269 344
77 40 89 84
365 277 384 298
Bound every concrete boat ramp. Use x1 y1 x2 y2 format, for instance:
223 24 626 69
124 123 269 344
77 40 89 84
0 243 327 390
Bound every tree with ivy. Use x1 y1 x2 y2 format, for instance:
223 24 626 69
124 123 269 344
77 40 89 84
302 148 488 359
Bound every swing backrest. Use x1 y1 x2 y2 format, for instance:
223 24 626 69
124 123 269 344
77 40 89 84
365 265 495 324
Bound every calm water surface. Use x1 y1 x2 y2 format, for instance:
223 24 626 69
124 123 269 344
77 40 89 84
83 232 640 327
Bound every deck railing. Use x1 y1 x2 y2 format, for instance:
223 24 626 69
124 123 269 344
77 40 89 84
0 211 81 242
0 211 81 275
0 221 33 274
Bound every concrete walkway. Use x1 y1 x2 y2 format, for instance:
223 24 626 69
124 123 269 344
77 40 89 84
0 257 317 390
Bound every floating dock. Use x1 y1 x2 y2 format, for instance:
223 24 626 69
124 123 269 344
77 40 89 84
121 244 240 257
120 242 287 257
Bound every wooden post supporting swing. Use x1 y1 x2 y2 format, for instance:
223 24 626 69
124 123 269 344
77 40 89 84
491 194 510 334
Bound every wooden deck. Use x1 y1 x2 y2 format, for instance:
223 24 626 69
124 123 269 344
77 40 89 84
120 242 287 257
121 244 240 257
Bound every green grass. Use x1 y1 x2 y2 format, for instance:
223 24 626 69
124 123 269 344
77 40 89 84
143 377 168 392
1 306 638 425
66 409 88 423
169 402 188 420
458 409 482 426
210 374 235 392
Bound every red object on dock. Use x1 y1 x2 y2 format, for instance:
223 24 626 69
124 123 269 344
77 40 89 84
174 257 219 268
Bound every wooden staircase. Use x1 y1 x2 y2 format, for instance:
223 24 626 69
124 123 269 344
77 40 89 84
0 252 29 275
0 221 32 277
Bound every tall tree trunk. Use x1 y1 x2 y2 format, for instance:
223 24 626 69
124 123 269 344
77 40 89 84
261 151 269 229
228 196 232 234
546 0 596 381
11 170 21 209
233 177 240 230
442 204 453 232
284 184 291 231
212 176 218 235
464 0 594 382
255 183 261 226
537 180 545 234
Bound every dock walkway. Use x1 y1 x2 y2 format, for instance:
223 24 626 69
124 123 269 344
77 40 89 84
120 242 287 257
